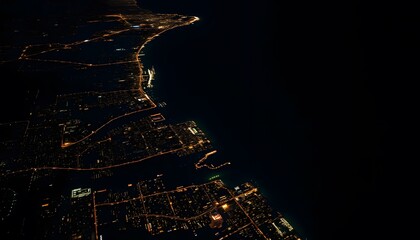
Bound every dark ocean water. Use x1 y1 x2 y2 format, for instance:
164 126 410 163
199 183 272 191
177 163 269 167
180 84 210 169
137 0 314 238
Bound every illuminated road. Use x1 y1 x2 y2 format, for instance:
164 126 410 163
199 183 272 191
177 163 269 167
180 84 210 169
1 141 206 176
19 28 132 60
218 223 252 240
61 104 156 148
93 192 99 240
166 192 176 215
23 58 138 67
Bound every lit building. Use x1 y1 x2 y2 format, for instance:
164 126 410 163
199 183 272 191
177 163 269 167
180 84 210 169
71 188 91 198
209 210 223 228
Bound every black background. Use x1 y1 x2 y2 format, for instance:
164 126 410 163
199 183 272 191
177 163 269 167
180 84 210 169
248 1 415 239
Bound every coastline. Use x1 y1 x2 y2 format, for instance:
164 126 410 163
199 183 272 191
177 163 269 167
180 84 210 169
135 14 200 97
